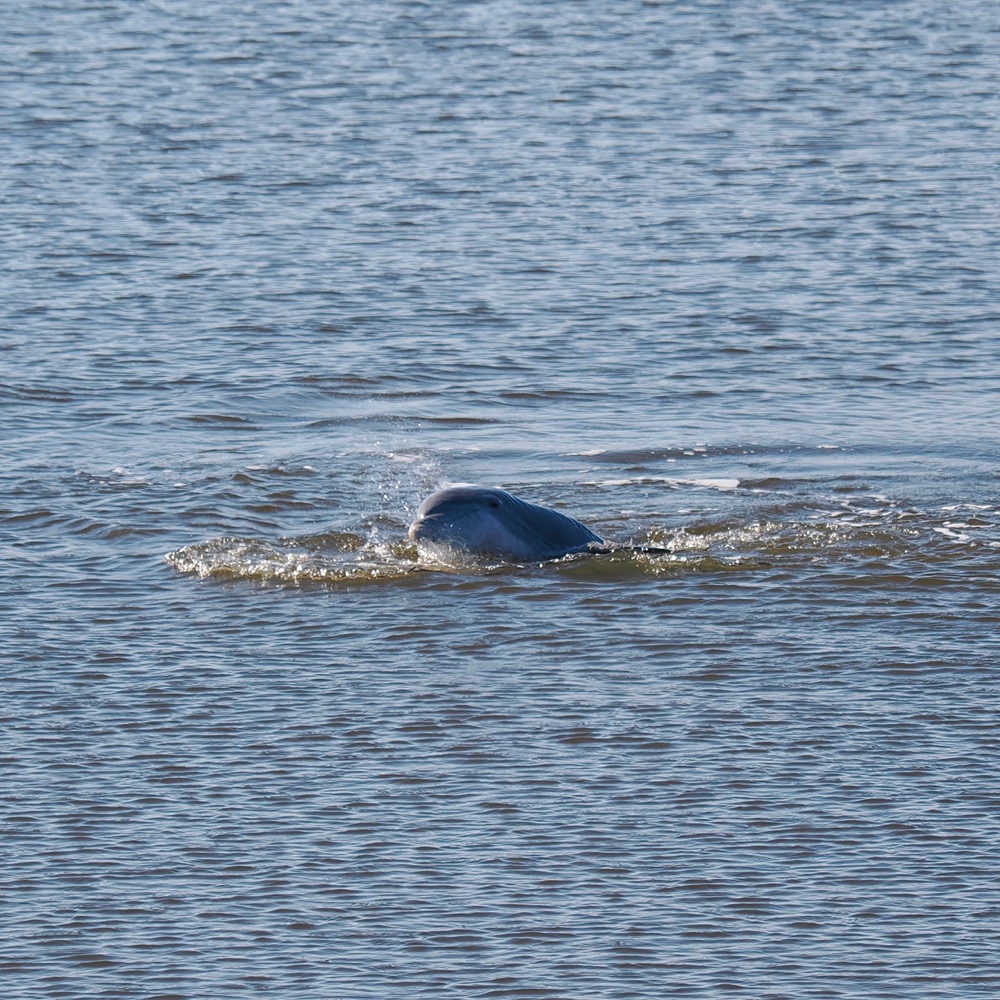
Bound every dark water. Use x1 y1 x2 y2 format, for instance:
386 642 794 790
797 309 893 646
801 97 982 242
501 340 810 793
3 2 1000 997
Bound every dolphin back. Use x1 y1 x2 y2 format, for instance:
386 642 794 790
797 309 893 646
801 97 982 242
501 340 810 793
502 490 603 558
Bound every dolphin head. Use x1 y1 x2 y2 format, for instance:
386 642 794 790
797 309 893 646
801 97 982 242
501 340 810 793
408 487 525 561
408 486 602 563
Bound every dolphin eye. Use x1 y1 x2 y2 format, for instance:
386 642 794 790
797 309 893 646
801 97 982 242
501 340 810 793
488 500 501 509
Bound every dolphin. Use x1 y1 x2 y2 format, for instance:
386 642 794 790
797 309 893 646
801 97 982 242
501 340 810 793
408 486 608 563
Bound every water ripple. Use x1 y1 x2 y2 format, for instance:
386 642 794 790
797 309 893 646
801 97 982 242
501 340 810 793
4 0 1000 996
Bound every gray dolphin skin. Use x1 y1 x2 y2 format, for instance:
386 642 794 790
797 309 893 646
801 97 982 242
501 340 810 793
409 486 606 563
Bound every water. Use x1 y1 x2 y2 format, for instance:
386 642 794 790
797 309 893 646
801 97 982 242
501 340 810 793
3 1 1000 996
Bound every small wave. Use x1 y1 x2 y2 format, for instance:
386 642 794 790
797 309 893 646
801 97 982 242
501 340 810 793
573 444 832 463
183 414 260 428
649 517 921 562
165 494 999 587
553 549 766 581
164 531 762 585
165 535 423 585
74 467 153 489
586 476 741 492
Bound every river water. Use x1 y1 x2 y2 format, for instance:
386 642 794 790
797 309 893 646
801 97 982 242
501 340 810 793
3 2 1000 997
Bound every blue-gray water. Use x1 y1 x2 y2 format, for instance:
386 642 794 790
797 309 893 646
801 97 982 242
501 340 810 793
3 2 1000 997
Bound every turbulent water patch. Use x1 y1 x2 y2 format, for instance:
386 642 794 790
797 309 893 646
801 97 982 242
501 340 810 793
164 534 423 584
165 491 1000 586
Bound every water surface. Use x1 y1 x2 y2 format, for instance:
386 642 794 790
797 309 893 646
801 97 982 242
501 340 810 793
3 2 1000 997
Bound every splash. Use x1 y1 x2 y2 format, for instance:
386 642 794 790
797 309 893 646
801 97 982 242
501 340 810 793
164 494 999 586
165 534 424 585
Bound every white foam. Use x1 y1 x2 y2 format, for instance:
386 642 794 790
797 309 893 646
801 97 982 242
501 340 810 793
933 526 971 542
585 477 740 491
681 478 740 492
